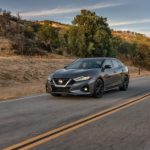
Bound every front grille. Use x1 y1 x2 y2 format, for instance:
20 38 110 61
53 78 70 85
51 85 70 93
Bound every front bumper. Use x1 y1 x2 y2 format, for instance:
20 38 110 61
46 78 95 96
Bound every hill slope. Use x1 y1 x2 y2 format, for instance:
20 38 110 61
113 30 150 46
0 11 150 70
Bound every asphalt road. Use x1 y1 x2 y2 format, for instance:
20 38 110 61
36 97 150 150
0 76 150 149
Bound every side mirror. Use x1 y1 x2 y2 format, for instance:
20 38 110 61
104 65 112 69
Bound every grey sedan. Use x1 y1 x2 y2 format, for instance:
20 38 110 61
46 57 129 98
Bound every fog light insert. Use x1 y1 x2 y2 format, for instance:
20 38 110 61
82 86 89 92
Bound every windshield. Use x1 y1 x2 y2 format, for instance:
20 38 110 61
66 59 103 69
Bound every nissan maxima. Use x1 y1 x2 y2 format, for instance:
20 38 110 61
46 57 129 98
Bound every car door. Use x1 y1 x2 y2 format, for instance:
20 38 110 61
102 59 115 89
111 59 123 85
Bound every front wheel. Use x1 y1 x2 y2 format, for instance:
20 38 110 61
93 79 104 98
119 77 129 91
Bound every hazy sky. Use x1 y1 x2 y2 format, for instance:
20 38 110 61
0 0 150 36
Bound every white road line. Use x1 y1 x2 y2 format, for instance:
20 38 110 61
0 93 49 104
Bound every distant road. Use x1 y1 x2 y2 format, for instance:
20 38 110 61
0 76 150 149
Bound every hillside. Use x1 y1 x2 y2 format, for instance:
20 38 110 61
1 13 150 54
0 56 73 100
113 30 150 46
0 37 12 52
39 21 150 45
0 10 150 100
38 21 150 47
1 11 150 53
39 20 70 29
0 9 150 70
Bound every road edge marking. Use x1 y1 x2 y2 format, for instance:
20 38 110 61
0 94 49 104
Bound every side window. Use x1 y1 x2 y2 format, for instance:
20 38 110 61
112 60 119 68
96 59 103 67
103 59 113 68
117 60 125 67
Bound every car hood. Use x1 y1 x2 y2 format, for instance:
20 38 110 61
52 69 99 79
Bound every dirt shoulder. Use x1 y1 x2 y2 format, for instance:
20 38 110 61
0 56 150 100
0 56 73 100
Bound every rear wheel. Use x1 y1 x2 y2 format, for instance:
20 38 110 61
93 79 104 98
119 76 129 91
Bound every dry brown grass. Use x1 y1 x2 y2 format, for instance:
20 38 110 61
128 66 150 78
0 82 45 100
0 56 149 100
0 55 74 100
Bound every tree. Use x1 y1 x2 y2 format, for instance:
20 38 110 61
38 25 58 53
24 25 35 39
58 29 68 55
133 44 150 73
67 26 78 56
110 36 122 57
67 9 113 57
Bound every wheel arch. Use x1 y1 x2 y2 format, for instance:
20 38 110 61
92 77 105 98
96 76 105 86
124 74 129 81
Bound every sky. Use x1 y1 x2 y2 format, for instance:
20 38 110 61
0 0 150 36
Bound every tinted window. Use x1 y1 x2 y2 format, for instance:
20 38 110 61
103 59 113 68
112 59 119 68
96 59 104 66
117 60 125 67
66 59 103 69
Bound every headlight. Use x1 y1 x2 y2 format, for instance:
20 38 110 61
73 76 91 82
47 74 53 81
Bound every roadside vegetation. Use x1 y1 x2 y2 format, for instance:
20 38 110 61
0 9 150 70
0 9 150 99
0 56 150 100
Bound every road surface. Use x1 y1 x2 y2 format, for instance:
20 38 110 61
0 76 150 149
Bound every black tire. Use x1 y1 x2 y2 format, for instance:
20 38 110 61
119 76 129 91
51 93 62 97
93 79 104 98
